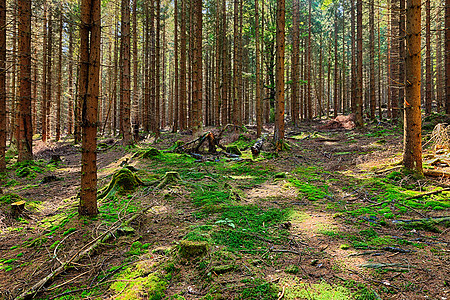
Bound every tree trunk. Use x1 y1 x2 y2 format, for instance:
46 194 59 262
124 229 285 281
256 0 262 135
155 0 161 138
390 0 399 120
44 11 53 141
192 0 202 136
398 0 405 120
436 11 442 112
445 0 450 114
403 0 422 174
120 0 131 144
179 0 187 130
0 0 6 170
79 0 101 216
307 0 312 119
355 0 363 126
333 8 338 118
274 0 285 148
68 24 74 135
132 0 139 130
173 0 179 132
55 13 62 141
41 2 48 141
369 0 375 119
18 0 32 161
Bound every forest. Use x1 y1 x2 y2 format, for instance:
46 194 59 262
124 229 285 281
0 0 449 298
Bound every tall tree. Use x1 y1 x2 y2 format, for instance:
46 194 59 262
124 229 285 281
0 0 6 170
43 11 53 141
369 0 376 119
132 0 139 131
255 0 262 135
67 24 74 135
355 0 363 126
55 12 62 141
173 0 179 132
445 0 450 113
18 0 32 161
79 0 101 216
424 0 431 114
403 0 422 174
306 0 312 119
179 0 187 129
120 0 131 144
192 0 202 135
155 0 161 137
273 0 285 149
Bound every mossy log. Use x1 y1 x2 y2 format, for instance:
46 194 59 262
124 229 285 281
99 168 143 198
156 171 181 189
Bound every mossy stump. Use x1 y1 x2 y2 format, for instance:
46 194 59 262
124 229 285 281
11 200 26 218
99 168 143 198
156 171 181 189
178 240 209 259
226 145 242 156
142 148 161 159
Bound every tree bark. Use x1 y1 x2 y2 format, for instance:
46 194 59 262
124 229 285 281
369 0 376 119
155 0 161 138
132 0 139 130
256 0 262 135
445 0 450 114
56 12 62 141
179 0 187 130
355 0 363 126
403 0 422 174
68 24 74 135
307 0 312 119
120 0 131 144
274 0 285 148
0 0 7 170
44 11 53 141
173 0 179 132
192 0 202 136
79 0 101 216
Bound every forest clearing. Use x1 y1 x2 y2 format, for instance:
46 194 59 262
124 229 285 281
0 119 449 300
1 0 450 298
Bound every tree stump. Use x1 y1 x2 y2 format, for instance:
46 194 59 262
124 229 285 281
11 201 25 218
156 171 181 189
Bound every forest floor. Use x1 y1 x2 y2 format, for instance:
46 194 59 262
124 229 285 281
0 116 449 300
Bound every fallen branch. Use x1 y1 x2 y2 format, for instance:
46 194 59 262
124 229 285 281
15 206 155 300
423 169 450 178
405 188 450 200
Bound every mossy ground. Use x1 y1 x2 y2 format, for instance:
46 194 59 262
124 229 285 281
0 123 449 300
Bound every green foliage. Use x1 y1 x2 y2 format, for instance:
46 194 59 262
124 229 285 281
62 228 77 236
126 241 150 256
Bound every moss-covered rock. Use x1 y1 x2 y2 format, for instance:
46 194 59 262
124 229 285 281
179 240 209 259
142 148 161 159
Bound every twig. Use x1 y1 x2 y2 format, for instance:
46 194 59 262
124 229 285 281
270 248 301 255
277 286 285 300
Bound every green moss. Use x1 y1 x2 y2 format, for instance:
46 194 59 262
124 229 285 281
285 265 300 274
178 240 209 259
110 265 166 300
239 278 279 300
63 228 77 236
142 148 161 159
99 168 143 198
0 193 25 205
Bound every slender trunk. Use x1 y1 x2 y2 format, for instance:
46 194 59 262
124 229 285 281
179 0 187 129
436 11 442 112
56 13 62 141
446 0 450 114
0 0 5 170
79 0 101 216
333 8 338 118
120 0 131 144
17 0 32 161
155 0 161 137
307 0 312 119
173 0 179 131
274 0 285 148
68 24 74 135
44 12 53 141
398 0 405 119
369 0 375 119
425 0 431 114
132 0 139 129
192 0 202 135
355 0 363 126
403 0 422 174
256 0 262 135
